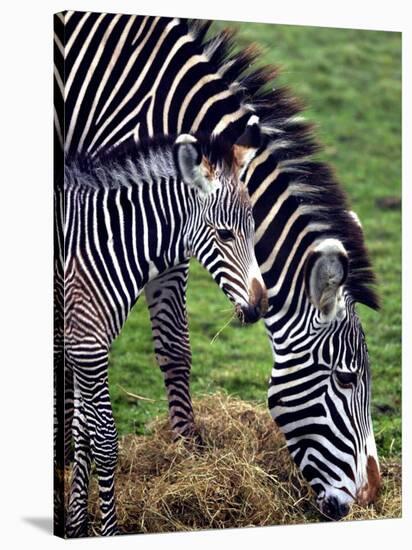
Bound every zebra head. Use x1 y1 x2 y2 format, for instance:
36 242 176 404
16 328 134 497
175 116 267 324
268 237 380 520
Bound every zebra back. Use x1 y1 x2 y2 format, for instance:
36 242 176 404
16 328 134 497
54 12 256 158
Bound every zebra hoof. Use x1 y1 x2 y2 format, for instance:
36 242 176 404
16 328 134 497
185 428 206 451
187 432 205 452
173 425 205 450
100 524 120 537
66 518 90 538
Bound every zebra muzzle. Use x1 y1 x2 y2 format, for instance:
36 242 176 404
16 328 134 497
236 294 267 325
356 455 381 506
320 496 350 521
243 277 268 323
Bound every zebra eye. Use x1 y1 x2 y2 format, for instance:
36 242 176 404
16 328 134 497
335 370 358 388
216 228 235 242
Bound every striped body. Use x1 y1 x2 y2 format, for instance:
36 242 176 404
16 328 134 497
54 11 380 531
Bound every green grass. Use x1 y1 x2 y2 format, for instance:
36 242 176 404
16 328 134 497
108 22 401 459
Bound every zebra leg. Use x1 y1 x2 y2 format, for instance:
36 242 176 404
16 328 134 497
54 333 74 534
67 349 119 537
145 263 201 444
53 344 65 536
54 321 75 535
66 383 92 538
54 264 67 535
64 365 74 464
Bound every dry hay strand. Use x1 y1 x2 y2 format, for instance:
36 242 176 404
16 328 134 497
66 393 401 535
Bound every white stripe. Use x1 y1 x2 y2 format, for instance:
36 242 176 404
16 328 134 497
53 63 64 98
190 90 233 133
89 19 181 154
254 186 290 245
64 10 74 24
177 73 220 133
138 185 150 265
212 107 246 136
249 166 281 205
95 17 160 126
54 32 64 57
66 14 122 153
103 189 131 317
92 191 122 331
54 107 63 150
147 180 163 257
77 14 134 153
162 54 206 134
65 11 91 57
116 188 138 299
164 179 175 264
147 34 194 137
56 12 65 24
128 187 144 284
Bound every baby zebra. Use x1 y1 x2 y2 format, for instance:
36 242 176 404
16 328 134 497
63 120 267 536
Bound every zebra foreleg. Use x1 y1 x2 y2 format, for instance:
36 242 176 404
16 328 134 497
54 348 75 535
67 350 119 537
64 364 74 464
53 344 65 536
66 385 92 538
145 264 202 445
85 381 118 536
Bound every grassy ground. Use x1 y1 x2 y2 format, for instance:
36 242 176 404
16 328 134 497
108 22 401 460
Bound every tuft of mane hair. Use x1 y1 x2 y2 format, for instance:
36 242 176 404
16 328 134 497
185 18 379 310
65 132 243 190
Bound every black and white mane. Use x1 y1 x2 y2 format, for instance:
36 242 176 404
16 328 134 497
186 19 379 310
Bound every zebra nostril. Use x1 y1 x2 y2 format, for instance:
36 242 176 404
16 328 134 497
321 496 350 521
337 501 350 518
241 304 261 324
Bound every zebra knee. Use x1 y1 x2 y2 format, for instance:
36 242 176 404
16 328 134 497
91 417 118 472
155 348 191 373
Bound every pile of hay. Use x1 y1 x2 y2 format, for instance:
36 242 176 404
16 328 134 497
83 393 401 535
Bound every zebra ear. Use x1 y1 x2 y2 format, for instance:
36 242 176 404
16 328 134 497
233 115 261 169
348 210 363 228
304 238 349 321
174 134 210 195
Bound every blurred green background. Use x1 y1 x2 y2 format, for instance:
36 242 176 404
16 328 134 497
108 22 401 459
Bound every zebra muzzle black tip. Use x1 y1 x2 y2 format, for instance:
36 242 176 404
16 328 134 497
239 303 263 324
320 496 350 521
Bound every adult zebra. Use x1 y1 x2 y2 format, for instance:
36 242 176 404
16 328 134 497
54 11 380 529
